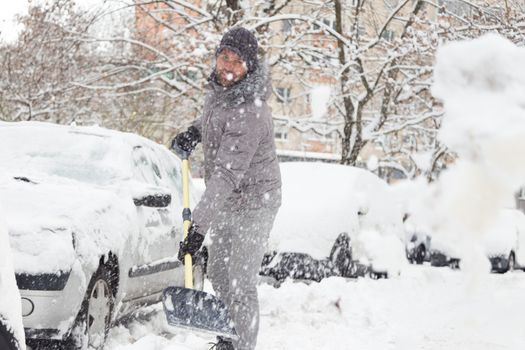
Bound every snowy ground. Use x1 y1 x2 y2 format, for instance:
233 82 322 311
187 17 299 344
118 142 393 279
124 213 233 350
105 265 525 350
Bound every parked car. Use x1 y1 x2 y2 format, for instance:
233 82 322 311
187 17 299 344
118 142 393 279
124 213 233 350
0 121 204 349
0 216 25 350
429 208 525 272
429 238 461 269
259 162 406 285
484 208 525 272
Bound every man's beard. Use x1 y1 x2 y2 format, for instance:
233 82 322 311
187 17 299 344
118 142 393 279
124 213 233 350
217 70 245 87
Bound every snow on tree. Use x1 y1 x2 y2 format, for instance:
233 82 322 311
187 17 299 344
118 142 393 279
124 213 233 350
0 0 523 178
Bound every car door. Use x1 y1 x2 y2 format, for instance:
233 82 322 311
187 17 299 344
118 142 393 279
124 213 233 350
153 148 184 254
125 145 182 301
150 147 188 288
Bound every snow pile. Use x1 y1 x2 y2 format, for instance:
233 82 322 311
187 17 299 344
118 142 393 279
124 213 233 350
0 208 26 350
104 267 525 350
258 270 525 350
403 34 525 274
106 307 209 350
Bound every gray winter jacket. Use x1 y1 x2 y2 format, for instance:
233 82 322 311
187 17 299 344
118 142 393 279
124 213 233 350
191 63 282 235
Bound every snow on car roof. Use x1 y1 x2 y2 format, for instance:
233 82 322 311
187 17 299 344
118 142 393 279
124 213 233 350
0 121 164 186
269 162 403 260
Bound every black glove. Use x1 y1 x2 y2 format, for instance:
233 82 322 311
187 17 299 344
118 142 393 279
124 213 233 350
171 126 201 155
178 223 205 263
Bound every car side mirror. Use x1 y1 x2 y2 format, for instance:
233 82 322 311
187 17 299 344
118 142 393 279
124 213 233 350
133 193 171 208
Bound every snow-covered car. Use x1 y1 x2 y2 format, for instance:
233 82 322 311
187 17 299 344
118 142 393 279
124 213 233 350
0 216 25 350
484 209 525 272
429 233 461 269
430 209 525 272
259 162 406 284
0 121 204 349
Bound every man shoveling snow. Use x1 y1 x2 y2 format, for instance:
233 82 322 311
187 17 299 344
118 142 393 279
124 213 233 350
172 27 282 350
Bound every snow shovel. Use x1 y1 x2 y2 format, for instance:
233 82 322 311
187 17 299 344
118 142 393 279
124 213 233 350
162 146 238 340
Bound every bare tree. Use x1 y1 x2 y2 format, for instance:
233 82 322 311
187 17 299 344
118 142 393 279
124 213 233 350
1 0 523 179
0 1 95 123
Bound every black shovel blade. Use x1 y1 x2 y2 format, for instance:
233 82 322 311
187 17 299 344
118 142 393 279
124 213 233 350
162 287 238 340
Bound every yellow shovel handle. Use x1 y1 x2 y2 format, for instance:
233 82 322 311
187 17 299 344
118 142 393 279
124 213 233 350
181 158 193 289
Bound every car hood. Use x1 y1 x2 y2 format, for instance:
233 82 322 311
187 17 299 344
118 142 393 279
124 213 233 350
1 175 138 275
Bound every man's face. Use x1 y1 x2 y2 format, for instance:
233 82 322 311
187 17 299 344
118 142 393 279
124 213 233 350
215 48 248 87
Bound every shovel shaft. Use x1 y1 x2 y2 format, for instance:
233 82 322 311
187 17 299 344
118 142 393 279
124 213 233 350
181 158 193 289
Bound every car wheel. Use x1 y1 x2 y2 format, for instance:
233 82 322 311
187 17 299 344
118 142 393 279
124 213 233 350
507 252 516 273
448 259 460 270
329 233 352 277
66 263 115 350
415 245 426 265
368 270 388 279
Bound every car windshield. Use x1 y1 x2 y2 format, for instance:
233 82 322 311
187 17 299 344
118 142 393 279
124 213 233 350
0 125 130 186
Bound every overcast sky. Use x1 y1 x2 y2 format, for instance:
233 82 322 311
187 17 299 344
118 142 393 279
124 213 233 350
0 0 109 43
0 1 28 42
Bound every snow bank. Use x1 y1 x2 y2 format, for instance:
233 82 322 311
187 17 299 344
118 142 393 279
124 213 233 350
258 268 525 350
0 210 26 350
104 267 525 350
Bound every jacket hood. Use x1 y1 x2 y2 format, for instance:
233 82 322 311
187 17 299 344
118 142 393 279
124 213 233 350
207 62 272 108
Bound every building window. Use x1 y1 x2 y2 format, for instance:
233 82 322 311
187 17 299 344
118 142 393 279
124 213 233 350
440 0 472 16
275 130 288 141
381 29 395 41
358 25 367 37
276 87 291 104
313 18 336 31
282 19 292 33
384 0 399 10
184 68 200 81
